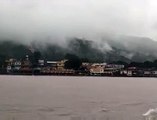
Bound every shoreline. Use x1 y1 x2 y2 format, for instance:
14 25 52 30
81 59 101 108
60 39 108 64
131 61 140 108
0 74 156 78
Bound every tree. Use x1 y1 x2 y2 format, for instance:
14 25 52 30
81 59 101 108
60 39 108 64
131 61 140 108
30 51 42 67
80 58 90 63
153 60 157 68
111 61 128 67
128 62 142 68
143 61 153 68
64 53 82 70
0 54 6 68
34 51 41 63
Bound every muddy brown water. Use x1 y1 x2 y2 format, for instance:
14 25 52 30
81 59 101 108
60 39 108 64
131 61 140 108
0 76 156 120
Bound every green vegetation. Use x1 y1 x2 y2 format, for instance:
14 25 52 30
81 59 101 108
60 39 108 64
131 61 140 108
64 53 82 70
0 38 157 69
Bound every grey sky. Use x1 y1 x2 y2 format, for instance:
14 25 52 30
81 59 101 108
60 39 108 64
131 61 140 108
0 0 157 42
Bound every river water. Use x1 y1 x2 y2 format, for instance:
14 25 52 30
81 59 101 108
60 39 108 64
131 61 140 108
0 76 157 120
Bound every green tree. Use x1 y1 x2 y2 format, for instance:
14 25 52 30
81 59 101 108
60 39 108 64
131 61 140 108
0 54 6 68
153 60 157 68
30 51 42 67
143 61 153 68
64 53 82 70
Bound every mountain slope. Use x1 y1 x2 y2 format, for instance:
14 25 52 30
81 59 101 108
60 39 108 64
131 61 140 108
0 36 157 63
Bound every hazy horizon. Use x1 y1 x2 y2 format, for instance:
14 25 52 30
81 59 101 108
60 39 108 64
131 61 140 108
0 0 157 43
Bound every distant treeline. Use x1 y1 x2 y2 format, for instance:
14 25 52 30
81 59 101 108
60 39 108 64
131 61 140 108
111 60 157 69
0 38 157 69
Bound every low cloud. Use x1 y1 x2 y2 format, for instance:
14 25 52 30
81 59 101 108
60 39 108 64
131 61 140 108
0 0 156 43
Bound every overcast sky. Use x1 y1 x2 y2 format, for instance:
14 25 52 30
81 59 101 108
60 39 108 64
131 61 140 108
0 0 157 42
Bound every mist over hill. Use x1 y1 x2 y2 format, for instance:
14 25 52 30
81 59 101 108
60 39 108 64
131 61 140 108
0 36 157 63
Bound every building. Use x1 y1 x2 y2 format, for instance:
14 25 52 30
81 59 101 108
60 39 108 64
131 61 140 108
120 67 139 76
5 58 22 73
102 64 124 76
143 69 157 77
46 60 67 70
90 66 104 75
38 60 45 66
46 61 57 67
20 55 32 74
152 70 157 77
57 60 67 70
105 64 124 70
89 63 106 75
13 61 21 71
